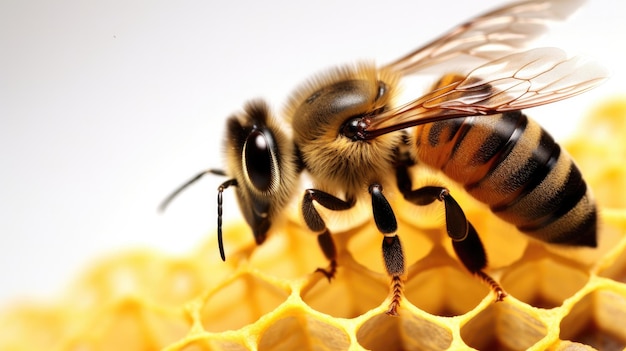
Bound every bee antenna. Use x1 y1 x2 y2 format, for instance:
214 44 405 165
217 179 238 261
158 169 227 212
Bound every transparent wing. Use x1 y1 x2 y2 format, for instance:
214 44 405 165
363 48 607 139
384 0 586 75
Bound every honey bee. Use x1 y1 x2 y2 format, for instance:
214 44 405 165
161 0 607 315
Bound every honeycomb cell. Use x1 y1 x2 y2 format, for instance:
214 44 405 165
257 313 350 351
301 253 388 319
200 271 290 332
356 311 453 351
460 299 548 351
403 250 490 317
560 286 626 350
500 248 590 309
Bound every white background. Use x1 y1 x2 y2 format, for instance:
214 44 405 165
1 0 624 303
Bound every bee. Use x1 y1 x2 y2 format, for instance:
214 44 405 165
161 0 607 315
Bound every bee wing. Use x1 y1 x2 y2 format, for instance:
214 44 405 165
365 48 607 138
384 0 586 75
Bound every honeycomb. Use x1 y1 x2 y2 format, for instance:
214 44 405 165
2 97 626 351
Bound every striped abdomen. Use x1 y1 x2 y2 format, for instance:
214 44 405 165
415 111 596 247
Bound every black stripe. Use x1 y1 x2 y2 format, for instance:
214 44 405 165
470 112 522 165
518 163 588 232
566 209 597 247
427 117 465 147
427 122 445 147
490 124 560 211
448 117 473 160
466 112 528 190
542 208 597 247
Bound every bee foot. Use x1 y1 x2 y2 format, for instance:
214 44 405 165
315 260 337 282
476 270 507 302
385 275 404 316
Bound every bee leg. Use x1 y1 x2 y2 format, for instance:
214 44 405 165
369 184 405 316
438 189 507 300
452 221 507 302
402 184 507 301
316 230 337 281
302 189 355 281
396 166 506 301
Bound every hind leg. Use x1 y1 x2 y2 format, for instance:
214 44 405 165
397 165 506 301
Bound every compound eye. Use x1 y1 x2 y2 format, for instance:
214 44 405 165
244 129 274 192
341 117 368 141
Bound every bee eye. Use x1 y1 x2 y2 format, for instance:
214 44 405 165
244 129 274 191
341 117 368 141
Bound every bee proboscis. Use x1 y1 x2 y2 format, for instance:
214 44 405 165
161 0 607 315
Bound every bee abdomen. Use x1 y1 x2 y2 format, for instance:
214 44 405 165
415 111 596 247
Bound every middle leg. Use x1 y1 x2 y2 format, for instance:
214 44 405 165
370 183 406 316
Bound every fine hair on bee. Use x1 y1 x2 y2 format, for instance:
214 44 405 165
160 0 607 316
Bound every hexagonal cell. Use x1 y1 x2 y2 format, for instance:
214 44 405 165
356 311 453 351
403 244 491 317
404 264 490 317
200 272 289 332
500 257 589 309
560 287 626 350
257 314 350 351
460 301 548 351
301 254 389 319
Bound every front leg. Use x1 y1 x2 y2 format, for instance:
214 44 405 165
370 184 406 316
302 189 354 280
397 165 506 301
